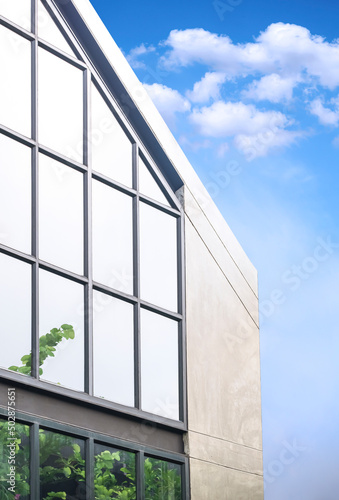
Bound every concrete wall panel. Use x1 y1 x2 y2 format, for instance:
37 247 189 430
190 458 264 500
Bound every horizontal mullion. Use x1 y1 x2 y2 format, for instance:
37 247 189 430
38 259 89 284
0 245 36 264
38 38 87 69
0 370 187 430
139 299 182 321
139 193 181 216
92 171 137 198
92 281 137 305
0 16 35 40
0 125 36 147
38 144 88 173
92 281 183 321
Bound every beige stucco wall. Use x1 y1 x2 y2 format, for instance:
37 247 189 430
183 187 263 499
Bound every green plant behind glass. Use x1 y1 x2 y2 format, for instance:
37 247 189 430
8 324 75 376
0 422 30 499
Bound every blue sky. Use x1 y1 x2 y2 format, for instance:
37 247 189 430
90 0 339 497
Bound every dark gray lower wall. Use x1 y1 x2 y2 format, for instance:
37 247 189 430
0 379 184 454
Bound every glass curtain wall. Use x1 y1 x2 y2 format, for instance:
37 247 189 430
0 0 184 422
0 415 185 500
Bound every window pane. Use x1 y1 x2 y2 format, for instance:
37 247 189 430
141 309 179 420
92 180 134 294
91 83 133 187
0 420 30 499
0 26 31 136
39 270 84 392
39 154 83 274
40 429 85 500
0 0 31 31
140 203 178 311
139 156 170 207
0 134 31 253
145 457 182 500
94 443 136 500
93 292 134 406
38 1 75 57
0 254 31 375
38 48 83 163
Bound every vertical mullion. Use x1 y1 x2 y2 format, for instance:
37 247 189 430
134 302 141 410
85 437 94 499
31 0 39 379
183 457 190 500
84 69 93 396
132 143 139 297
31 0 36 34
178 214 186 424
137 450 144 500
30 422 39 499
133 145 141 409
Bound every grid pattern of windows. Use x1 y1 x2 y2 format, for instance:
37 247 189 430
0 413 186 499
0 0 184 424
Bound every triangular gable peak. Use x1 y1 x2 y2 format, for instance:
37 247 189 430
41 0 183 206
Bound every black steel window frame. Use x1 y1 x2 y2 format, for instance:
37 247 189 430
0 0 187 431
0 408 190 500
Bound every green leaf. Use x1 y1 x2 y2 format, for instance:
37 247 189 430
73 443 81 453
63 466 71 478
61 324 72 330
8 365 19 372
46 492 67 499
21 355 31 363
18 366 30 374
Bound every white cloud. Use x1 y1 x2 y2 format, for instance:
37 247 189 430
161 23 339 89
309 98 339 126
190 101 291 137
332 135 339 148
234 129 304 160
189 101 304 160
143 83 191 126
186 72 227 103
243 74 297 103
126 43 155 69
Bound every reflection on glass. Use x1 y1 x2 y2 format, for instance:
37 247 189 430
40 430 85 500
94 443 136 500
39 270 84 391
141 309 179 420
0 420 30 500
139 156 170 206
38 48 83 163
0 0 31 31
91 83 133 187
0 134 31 253
0 26 31 136
145 457 181 500
0 253 31 374
38 1 75 56
39 154 83 274
93 292 134 406
140 203 178 311
92 180 133 294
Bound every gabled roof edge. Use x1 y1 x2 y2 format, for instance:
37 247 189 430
53 0 258 295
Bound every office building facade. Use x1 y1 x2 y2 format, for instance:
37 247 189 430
0 0 263 498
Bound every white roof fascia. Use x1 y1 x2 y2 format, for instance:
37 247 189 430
56 0 258 295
